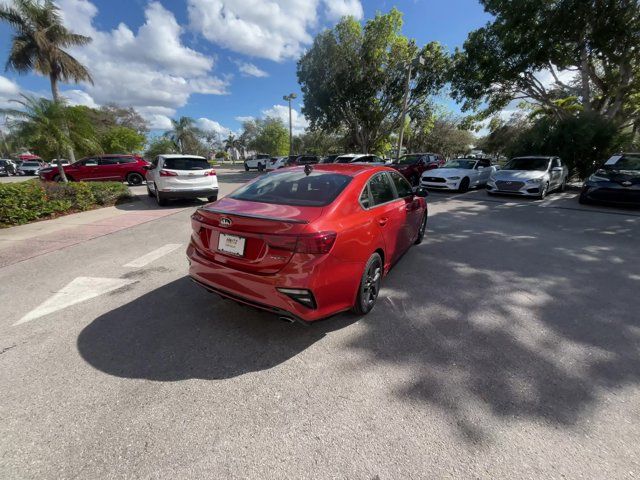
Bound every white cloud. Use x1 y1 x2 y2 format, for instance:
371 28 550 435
235 115 255 122
261 104 308 134
54 0 228 128
61 89 98 108
323 0 363 21
235 61 269 78
195 117 233 138
0 75 21 109
188 0 363 61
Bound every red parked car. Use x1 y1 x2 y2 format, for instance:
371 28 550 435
38 154 149 185
390 153 445 186
187 164 429 324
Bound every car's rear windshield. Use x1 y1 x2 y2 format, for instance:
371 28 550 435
503 158 550 171
163 157 210 170
230 171 352 207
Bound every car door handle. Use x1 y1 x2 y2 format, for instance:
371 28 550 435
378 217 388 226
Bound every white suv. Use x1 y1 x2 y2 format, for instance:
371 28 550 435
244 154 271 171
145 154 219 206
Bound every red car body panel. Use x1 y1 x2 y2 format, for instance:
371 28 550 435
39 155 148 182
391 153 445 184
187 164 427 323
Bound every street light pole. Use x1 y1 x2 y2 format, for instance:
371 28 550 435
396 53 424 161
283 93 297 156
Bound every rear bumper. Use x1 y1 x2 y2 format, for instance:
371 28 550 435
159 188 218 199
187 241 362 322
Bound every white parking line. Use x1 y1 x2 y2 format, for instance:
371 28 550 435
14 276 136 326
123 243 183 268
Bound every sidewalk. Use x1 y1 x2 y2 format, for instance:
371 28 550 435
0 198 188 268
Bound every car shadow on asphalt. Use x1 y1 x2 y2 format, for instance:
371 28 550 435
342 202 640 444
77 276 356 382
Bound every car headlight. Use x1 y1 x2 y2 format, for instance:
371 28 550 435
526 178 543 184
448 176 461 180
589 174 609 182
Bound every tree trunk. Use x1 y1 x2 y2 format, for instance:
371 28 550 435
50 74 73 182
579 40 592 113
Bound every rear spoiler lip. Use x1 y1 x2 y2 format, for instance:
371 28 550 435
201 207 310 224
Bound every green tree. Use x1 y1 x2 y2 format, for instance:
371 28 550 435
411 114 476 158
450 0 640 127
164 116 203 153
100 126 145 154
249 117 289 156
2 95 99 180
0 0 94 163
145 137 178 160
297 8 450 153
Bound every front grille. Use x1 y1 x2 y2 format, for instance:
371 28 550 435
423 177 446 183
496 180 525 191
589 188 640 204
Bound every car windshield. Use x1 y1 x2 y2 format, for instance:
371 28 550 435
393 155 422 165
503 158 549 171
605 155 640 171
443 159 476 169
230 171 352 207
163 157 210 170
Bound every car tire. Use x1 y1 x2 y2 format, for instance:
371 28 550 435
414 213 428 245
155 186 168 206
578 192 591 205
127 172 144 186
244 163 249 171
539 182 549 199
257 163 265 172
147 184 154 197
458 177 470 193
207 195 218 202
559 177 567 192
410 174 419 187
352 252 383 316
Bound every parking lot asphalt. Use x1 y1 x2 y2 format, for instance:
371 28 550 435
1 172 639 479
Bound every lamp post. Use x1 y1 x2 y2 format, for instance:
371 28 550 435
396 53 424 161
283 93 297 156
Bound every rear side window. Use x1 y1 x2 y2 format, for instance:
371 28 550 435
230 171 352 207
163 157 210 170
389 172 413 198
369 173 396 205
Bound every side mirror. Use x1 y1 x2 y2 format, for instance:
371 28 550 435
477 166 485 170
414 187 429 198
551 166 563 172
143 165 151 170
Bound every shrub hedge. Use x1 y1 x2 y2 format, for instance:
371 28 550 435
0 180 132 227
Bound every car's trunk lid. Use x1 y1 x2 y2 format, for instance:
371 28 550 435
191 198 322 274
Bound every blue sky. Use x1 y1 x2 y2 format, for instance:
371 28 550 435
0 0 492 137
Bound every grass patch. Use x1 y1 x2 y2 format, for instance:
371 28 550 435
0 180 132 227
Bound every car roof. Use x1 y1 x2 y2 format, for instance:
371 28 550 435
286 163 390 177
159 154 206 159
512 156 555 159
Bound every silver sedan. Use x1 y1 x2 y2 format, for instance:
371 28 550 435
487 156 569 199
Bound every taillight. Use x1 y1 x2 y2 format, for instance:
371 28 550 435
159 170 177 176
205 169 216 176
296 231 337 254
263 231 337 255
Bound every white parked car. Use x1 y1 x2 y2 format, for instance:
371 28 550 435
334 154 385 164
420 158 496 192
145 154 218 206
244 154 271 171
266 156 288 171
487 156 569 199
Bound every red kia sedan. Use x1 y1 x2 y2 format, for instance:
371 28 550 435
187 164 428 324
38 154 149 185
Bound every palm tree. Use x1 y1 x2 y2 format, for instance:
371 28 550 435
164 117 202 153
2 94 100 181
0 0 94 162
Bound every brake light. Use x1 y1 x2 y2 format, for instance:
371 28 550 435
159 170 177 176
205 169 216 176
264 231 337 255
296 231 337 254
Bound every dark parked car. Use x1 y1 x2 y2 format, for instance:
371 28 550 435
320 154 344 164
389 153 445 186
580 153 640 207
39 154 149 185
286 155 321 166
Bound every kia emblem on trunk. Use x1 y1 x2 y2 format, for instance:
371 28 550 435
220 217 232 227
